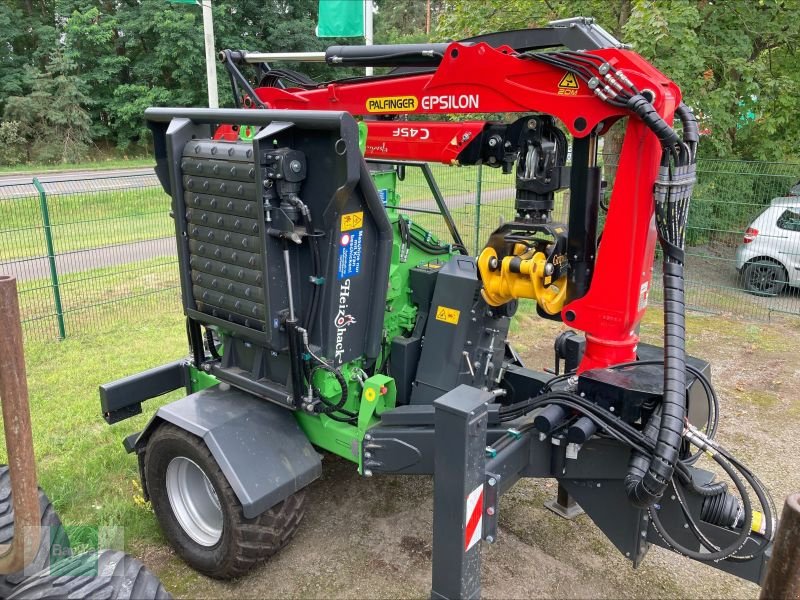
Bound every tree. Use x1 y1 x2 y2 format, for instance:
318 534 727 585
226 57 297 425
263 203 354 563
437 0 800 161
4 53 93 164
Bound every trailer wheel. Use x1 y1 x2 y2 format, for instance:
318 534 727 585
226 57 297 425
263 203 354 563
7 549 170 599
0 465 71 597
144 424 306 579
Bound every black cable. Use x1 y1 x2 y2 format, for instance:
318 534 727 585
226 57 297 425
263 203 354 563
649 449 752 562
301 210 322 336
204 326 221 361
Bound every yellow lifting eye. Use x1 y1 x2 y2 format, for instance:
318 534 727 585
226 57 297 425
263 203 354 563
477 246 567 315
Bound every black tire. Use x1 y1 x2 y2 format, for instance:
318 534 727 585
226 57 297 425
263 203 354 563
0 466 71 597
742 259 788 296
143 424 306 579
7 549 170 599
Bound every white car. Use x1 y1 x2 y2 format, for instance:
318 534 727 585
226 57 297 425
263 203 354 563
735 198 800 296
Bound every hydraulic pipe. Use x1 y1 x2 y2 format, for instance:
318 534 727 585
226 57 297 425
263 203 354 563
0 275 41 574
760 493 800 599
237 51 327 64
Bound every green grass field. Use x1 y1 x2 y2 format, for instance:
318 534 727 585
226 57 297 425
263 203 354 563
2 287 186 550
1 164 500 262
1 187 171 261
0 158 154 175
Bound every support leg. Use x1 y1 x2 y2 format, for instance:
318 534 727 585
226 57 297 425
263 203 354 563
430 385 490 600
545 482 585 520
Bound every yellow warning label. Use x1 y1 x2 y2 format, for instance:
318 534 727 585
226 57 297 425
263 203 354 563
364 387 377 402
435 305 461 325
366 96 418 113
558 72 580 96
341 211 364 231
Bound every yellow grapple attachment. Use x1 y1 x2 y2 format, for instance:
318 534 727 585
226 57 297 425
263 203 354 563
477 246 567 315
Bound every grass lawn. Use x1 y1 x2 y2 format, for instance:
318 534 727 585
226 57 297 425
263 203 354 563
18 257 180 340
2 291 186 550
0 158 154 175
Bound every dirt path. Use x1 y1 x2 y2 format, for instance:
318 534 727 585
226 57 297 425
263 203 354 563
132 310 800 599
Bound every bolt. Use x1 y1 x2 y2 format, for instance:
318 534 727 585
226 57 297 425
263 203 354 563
485 535 495 543
527 118 537 130
544 263 554 276
487 506 496 516
364 452 372 459
289 159 302 173
364 469 373 477
364 433 372 441
488 137 498 147
488 477 497 487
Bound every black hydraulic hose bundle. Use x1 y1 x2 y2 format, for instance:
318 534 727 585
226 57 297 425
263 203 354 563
521 48 698 509
626 103 697 508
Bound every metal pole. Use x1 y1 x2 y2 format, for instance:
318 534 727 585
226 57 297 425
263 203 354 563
760 493 800 600
0 275 41 574
201 0 218 108
33 178 65 340
364 0 374 77
431 385 490 600
474 164 482 256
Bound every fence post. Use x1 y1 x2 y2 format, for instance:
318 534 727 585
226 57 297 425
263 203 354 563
32 178 66 340
474 164 482 255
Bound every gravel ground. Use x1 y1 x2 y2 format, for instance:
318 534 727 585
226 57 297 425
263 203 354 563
141 308 800 599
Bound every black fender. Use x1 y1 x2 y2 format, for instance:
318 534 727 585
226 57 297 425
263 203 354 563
135 385 321 518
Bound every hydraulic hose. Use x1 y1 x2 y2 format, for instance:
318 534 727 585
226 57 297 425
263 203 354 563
625 260 687 508
625 104 697 509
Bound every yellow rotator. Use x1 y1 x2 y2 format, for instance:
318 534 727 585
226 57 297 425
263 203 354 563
477 246 567 315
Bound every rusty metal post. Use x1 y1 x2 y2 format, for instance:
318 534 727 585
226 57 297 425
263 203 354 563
760 493 800 600
0 275 41 573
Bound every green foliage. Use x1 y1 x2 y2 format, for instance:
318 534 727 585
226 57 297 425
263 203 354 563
0 121 26 166
437 0 800 162
4 53 93 164
1 0 797 165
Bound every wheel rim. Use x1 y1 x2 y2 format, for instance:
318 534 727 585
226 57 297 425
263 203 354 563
748 264 781 294
165 457 223 546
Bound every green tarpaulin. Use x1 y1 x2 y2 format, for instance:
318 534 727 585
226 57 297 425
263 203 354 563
317 0 364 38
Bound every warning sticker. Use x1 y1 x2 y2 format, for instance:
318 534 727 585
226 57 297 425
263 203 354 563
341 211 364 231
338 230 363 280
558 72 580 96
465 483 484 552
435 305 460 325
638 281 650 310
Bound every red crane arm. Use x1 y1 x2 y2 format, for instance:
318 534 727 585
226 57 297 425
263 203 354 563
219 40 682 371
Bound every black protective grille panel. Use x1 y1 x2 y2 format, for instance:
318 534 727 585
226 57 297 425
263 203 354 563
180 141 267 331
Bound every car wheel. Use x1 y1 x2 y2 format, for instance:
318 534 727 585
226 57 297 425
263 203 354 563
742 259 788 297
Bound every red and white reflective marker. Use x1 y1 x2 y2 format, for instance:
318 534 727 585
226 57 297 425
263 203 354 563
464 483 484 552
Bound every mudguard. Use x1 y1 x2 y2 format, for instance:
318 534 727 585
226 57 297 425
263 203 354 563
135 386 321 518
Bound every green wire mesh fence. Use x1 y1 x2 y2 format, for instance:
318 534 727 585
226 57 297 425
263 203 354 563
0 172 180 341
1 157 797 342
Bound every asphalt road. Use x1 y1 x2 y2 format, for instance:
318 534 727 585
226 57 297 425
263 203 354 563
0 167 157 199
1 237 176 283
